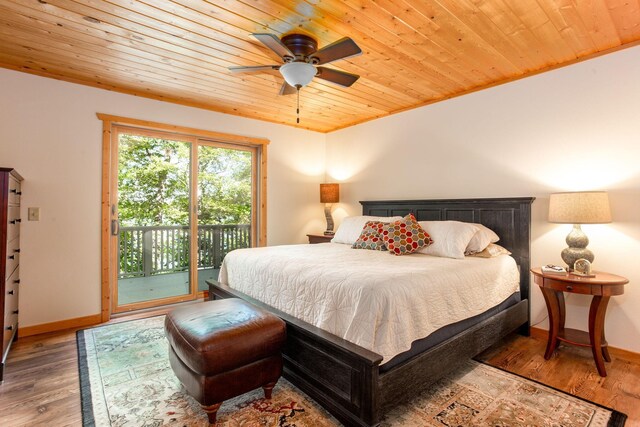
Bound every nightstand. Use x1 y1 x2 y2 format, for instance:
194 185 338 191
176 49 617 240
531 267 628 377
307 234 333 244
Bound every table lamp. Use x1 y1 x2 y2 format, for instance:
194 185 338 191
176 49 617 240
548 191 611 269
320 183 339 236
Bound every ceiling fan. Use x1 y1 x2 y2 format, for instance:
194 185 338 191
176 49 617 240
229 34 362 123
229 33 362 95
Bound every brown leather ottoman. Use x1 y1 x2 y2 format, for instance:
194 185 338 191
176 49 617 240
164 298 286 424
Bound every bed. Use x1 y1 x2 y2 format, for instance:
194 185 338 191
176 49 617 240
208 197 534 426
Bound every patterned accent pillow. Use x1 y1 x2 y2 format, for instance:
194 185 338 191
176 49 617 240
352 221 388 251
382 214 433 256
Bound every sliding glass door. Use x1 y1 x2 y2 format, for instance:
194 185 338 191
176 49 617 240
110 127 257 313
196 144 255 291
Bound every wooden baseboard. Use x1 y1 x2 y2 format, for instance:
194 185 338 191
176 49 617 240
529 326 548 340
530 326 640 362
19 313 103 337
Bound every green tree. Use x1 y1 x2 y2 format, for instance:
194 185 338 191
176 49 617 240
118 134 190 226
117 135 252 227
198 145 252 225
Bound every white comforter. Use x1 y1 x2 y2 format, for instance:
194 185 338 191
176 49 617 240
219 243 519 363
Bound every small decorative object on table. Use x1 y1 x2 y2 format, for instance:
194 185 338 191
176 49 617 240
571 258 595 277
541 264 566 274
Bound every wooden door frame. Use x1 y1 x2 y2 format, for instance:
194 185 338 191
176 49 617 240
98 114 269 322
110 125 198 315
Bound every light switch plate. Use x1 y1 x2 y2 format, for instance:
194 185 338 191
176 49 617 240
28 207 40 221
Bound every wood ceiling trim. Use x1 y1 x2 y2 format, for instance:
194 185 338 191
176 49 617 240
96 0 377 108
0 47 293 119
0 50 338 131
0 0 638 132
7 0 416 110
329 38 640 133
349 0 518 80
0 3 396 118
0 38 284 114
96 113 271 146
0 51 349 133
0 32 289 113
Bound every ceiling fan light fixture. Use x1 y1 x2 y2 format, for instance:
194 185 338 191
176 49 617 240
280 62 316 88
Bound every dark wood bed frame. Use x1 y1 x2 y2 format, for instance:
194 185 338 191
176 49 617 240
208 197 535 426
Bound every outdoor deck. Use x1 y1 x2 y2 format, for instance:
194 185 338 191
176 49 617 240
118 268 220 305
117 223 248 306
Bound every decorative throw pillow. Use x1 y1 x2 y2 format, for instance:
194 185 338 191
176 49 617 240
332 215 403 245
382 214 432 256
352 221 387 251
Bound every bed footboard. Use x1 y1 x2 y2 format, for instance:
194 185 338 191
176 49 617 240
208 281 383 427
209 281 528 426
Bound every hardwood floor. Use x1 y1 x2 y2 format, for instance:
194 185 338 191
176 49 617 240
477 332 640 426
0 324 638 426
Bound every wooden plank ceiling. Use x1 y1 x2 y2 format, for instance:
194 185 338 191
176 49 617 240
0 1 639 132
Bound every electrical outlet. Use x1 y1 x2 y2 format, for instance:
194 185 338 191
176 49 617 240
28 207 40 221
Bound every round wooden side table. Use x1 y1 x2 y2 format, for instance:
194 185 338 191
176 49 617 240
531 267 628 377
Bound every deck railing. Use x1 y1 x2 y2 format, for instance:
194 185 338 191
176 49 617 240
118 224 251 278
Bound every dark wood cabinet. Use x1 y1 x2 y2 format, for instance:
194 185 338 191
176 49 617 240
1 168 22 382
307 234 333 244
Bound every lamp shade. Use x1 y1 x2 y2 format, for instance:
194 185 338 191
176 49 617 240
548 191 611 224
320 183 339 203
280 62 316 88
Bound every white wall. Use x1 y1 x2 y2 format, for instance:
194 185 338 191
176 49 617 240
2 44 639 353
0 69 325 327
326 46 640 353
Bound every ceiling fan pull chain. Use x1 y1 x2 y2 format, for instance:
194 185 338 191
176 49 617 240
296 87 300 124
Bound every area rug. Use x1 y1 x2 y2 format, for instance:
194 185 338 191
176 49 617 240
77 316 627 426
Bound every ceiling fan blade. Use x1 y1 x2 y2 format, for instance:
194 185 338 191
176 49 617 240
252 33 294 59
310 37 362 65
315 67 360 87
228 65 280 73
279 81 298 96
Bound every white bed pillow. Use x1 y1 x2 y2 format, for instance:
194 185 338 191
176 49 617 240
417 221 479 259
466 223 500 254
468 243 511 258
332 215 402 245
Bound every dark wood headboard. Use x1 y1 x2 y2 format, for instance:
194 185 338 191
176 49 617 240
361 197 535 321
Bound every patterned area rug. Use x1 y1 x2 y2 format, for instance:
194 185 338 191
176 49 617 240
77 316 626 426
